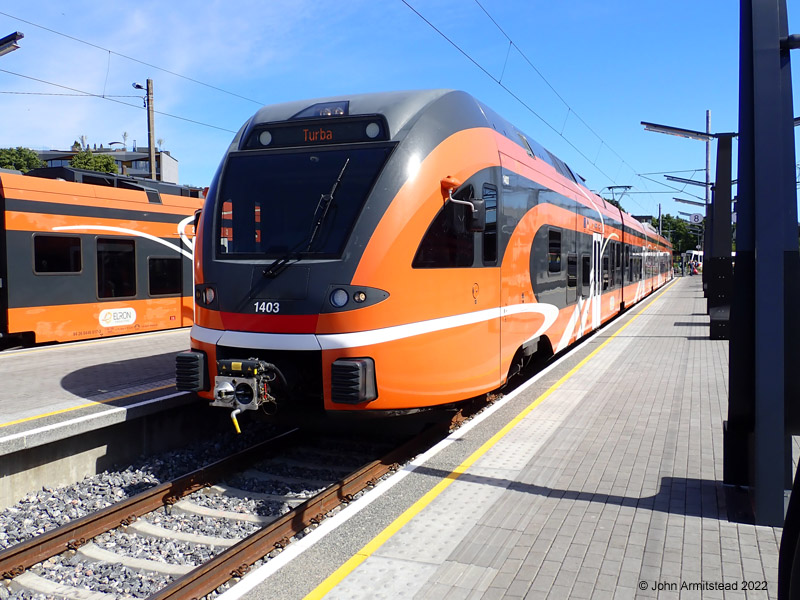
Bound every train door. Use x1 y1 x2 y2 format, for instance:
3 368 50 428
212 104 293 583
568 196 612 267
591 232 602 330
482 182 501 385
0 190 7 337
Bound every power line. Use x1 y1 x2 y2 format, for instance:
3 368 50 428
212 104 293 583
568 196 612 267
0 91 139 97
399 0 616 183
637 173 706 201
0 11 267 106
638 168 707 176
401 0 652 213
470 0 654 212
473 1 611 156
0 68 237 133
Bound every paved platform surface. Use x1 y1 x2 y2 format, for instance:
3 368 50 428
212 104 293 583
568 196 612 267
0 328 193 455
228 276 784 600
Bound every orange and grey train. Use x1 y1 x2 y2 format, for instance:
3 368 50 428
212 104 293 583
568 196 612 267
0 167 202 346
176 89 672 420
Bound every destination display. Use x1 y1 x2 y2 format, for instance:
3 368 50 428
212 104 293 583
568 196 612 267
246 117 389 149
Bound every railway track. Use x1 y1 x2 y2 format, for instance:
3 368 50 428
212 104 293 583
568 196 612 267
0 419 459 600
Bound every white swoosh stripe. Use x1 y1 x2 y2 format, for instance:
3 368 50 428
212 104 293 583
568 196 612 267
192 301 560 352
53 225 192 258
501 303 560 342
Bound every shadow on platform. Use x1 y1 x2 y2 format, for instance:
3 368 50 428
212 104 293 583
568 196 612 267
415 466 754 524
60 351 181 405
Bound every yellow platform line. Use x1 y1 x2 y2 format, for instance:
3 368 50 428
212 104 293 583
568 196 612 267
305 279 677 599
0 384 176 429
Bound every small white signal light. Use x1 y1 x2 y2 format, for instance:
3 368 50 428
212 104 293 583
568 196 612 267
353 291 367 303
365 122 380 139
203 287 216 304
259 131 273 146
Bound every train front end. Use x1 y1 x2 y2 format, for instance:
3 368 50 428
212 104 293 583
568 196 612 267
177 90 501 422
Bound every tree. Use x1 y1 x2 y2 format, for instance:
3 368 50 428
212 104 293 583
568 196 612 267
69 149 119 174
651 214 699 255
0 147 45 173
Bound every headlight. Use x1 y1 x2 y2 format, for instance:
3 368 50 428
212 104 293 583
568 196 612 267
202 287 215 304
330 288 349 308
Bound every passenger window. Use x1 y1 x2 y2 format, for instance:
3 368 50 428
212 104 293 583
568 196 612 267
548 228 562 273
413 185 475 268
97 238 136 298
609 245 615 287
567 254 577 304
581 254 590 290
34 235 81 273
148 257 182 295
602 256 610 290
482 185 498 264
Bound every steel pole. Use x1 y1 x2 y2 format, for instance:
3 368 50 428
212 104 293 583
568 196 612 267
146 79 156 180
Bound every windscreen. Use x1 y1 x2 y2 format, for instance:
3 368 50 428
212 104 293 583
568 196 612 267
217 145 393 258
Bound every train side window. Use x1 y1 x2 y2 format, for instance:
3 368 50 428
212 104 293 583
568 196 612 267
482 184 498 264
609 244 615 287
581 254 590 290
548 228 562 273
517 132 535 158
412 185 475 268
97 238 136 298
602 256 610 290
567 254 577 304
148 257 182 296
34 235 82 274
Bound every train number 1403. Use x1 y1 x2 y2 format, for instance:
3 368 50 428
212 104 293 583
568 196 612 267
253 301 280 314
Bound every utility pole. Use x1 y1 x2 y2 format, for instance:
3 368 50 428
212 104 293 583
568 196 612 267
706 110 711 206
133 79 157 180
658 203 662 235
146 79 156 180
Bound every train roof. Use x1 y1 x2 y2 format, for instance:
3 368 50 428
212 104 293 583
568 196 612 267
23 166 204 198
236 89 582 182
236 89 670 250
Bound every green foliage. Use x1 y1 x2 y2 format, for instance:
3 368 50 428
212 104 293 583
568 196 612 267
0 147 45 173
652 214 700 254
69 149 119 174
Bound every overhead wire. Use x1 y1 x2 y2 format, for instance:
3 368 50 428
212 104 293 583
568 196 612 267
0 11 267 106
0 68 237 133
400 0 652 213
471 0 654 212
2 6 690 212
399 1 617 183
637 173 706 201
473 0 616 160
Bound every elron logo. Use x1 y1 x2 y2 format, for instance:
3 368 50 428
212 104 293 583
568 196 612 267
99 308 137 328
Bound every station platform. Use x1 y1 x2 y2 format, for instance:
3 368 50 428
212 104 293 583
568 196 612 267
0 328 205 508
0 328 193 456
224 275 783 600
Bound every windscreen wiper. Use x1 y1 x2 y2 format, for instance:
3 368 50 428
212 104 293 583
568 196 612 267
262 157 350 279
305 157 350 252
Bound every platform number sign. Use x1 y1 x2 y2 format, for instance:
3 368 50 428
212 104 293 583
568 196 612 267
690 213 703 224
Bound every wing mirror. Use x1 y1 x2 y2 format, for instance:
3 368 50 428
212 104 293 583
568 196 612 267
440 176 486 233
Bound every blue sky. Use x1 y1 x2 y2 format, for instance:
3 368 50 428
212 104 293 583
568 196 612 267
1 1 797 220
